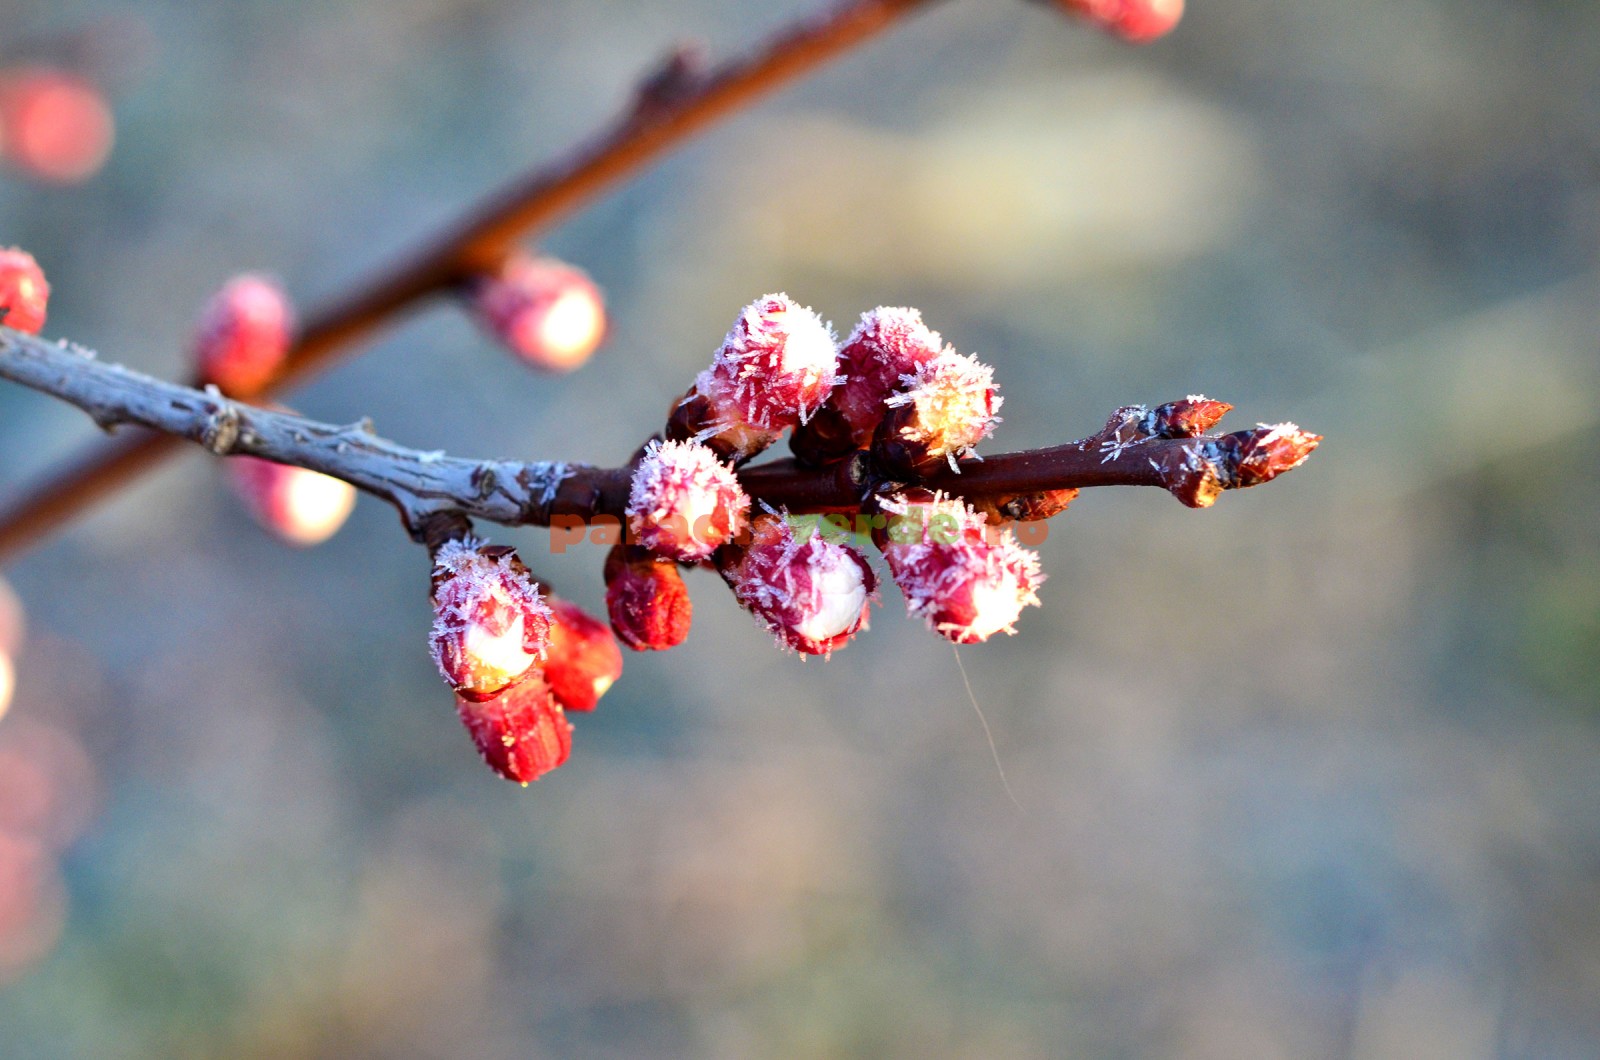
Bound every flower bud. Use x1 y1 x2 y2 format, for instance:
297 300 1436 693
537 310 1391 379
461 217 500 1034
1222 423 1321 489
226 455 357 547
472 254 607 372
876 492 1044 644
0 248 49 335
0 652 13 723
193 275 294 396
543 598 623 713
604 544 692 651
1150 395 1231 438
627 439 750 561
0 67 114 184
721 512 875 656
792 306 943 465
455 671 572 784
430 538 552 700
1048 0 1185 42
873 349 1001 477
683 294 839 463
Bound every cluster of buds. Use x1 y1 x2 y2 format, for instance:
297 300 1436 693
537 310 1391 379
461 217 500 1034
470 253 608 373
0 248 49 335
430 538 621 783
789 306 1001 476
873 491 1044 644
1042 0 1185 42
192 274 294 396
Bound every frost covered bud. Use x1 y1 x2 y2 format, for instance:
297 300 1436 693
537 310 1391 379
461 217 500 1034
543 597 623 713
721 512 876 656
1048 0 1185 42
455 672 572 784
193 275 294 395
994 488 1080 524
791 306 944 466
226 455 356 547
0 67 115 184
604 544 692 652
627 439 750 561
873 349 1001 477
0 248 49 335
876 492 1044 644
430 539 553 700
674 294 839 464
1150 396 1231 438
1222 423 1322 489
472 254 607 373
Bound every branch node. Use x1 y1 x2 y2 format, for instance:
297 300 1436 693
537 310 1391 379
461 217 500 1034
200 401 242 456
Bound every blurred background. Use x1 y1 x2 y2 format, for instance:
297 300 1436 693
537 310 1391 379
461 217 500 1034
2 0 1600 1055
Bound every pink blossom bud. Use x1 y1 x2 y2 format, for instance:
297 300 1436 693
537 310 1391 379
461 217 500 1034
192 275 294 396
543 598 623 713
472 254 607 372
0 652 13 723
873 349 1001 476
721 512 876 656
1050 0 1184 42
682 294 839 463
455 671 572 784
430 539 552 700
792 306 944 465
0 67 114 184
626 439 750 562
876 492 1044 644
604 545 692 652
0 248 49 335
226 455 356 547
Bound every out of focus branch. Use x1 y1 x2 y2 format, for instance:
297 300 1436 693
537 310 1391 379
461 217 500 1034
0 0 943 560
0 332 1318 537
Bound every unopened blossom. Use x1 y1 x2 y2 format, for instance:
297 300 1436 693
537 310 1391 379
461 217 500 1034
722 512 875 656
543 597 623 713
472 254 607 372
604 544 692 651
873 348 1001 476
455 672 572 784
626 439 749 561
226 456 356 547
192 275 294 395
430 538 552 699
1050 0 1185 42
0 248 49 335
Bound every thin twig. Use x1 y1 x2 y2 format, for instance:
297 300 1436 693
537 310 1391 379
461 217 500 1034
0 0 944 560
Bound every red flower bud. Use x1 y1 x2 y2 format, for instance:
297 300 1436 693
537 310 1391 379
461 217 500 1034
1223 422 1322 489
793 306 944 464
543 598 623 713
455 671 572 784
721 512 875 656
193 275 294 396
0 67 114 184
430 539 552 699
0 248 49 335
472 254 607 373
1050 0 1184 42
1150 395 1232 438
873 349 1001 476
687 293 839 462
876 492 1044 644
604 545 692 651
225 455 356 547
626 439 750 561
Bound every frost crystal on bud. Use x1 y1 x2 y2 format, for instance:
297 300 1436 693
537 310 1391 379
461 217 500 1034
193 275 294 395
1226 423 1321 488
455 672 572 784
722 512 876 656
430 538 553 700
875 349 1001 476
0 247 49 335
1051 0 1185 42
604 545 692 651
627 439 750 561
473 254 607 372
877 492 1043 644
686 293 839 461
226 455 356 547
543 598 623 713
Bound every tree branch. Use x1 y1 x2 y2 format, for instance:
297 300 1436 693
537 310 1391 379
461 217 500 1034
0 0 944 560
0 331 1318 541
